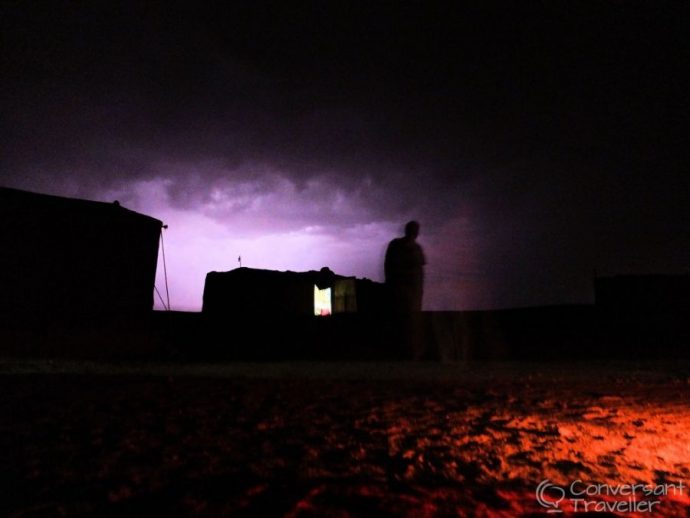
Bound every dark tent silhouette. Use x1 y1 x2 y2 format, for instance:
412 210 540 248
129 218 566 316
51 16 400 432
202 267 385 317
0 187 162 318
595 274 690 313
594 274 690 353
199 267 392 361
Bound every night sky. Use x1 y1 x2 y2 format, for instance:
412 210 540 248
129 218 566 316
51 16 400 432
2 1 688 311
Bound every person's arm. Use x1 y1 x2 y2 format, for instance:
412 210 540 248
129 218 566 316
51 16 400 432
417 244 426 266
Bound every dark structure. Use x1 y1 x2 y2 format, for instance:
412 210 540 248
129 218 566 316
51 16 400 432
595 274 690 313
200 267 391 361
0 187 163 318
202 267 386 317
594 274 690 352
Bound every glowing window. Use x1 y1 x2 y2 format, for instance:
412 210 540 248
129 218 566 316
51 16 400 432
314 285 332 316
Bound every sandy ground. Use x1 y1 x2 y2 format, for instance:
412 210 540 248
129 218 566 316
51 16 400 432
3 360 690 517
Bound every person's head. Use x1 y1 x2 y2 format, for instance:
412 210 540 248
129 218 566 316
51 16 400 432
404 220 420 239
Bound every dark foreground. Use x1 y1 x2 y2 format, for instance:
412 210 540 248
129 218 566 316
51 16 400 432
3 361 690 517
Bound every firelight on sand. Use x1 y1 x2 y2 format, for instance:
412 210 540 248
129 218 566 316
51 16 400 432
4 365 690 516
440 398 690 514
292 384 690 516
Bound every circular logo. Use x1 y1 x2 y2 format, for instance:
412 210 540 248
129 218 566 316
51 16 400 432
536 479 565 512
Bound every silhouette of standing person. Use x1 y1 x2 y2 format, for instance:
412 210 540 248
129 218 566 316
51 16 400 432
384 221 426 358
385 220 426 312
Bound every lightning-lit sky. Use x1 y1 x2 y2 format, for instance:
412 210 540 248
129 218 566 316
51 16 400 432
2 1 688 311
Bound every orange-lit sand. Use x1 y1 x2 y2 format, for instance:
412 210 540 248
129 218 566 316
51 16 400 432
3 361 690 516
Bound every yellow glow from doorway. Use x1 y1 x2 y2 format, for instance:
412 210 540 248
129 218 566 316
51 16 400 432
314 285 332 316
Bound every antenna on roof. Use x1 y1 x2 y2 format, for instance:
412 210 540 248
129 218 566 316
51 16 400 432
238 255 242 268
